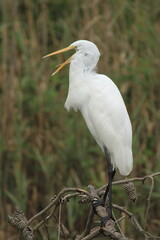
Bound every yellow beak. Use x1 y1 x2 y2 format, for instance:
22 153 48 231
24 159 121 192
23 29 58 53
43 45 76 76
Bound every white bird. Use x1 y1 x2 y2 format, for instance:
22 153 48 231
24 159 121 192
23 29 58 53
43 40 133 224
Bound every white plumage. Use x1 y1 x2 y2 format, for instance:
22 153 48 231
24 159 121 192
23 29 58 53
43 40 133 176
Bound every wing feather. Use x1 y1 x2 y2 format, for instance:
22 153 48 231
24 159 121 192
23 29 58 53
81 74 133 176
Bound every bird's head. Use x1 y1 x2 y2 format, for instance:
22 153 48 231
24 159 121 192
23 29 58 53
43 40 100 75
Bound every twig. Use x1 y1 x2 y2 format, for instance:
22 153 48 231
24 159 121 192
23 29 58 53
112 212 126 238
87 185 129 240
81 227 101 240
144 176 154 228
34 193 81 231
102 227 133 240
7 172 160 240
61 192 80 203
115 215 126 224
77 207 94 240
28 187 89 225
33 205 58 231
113 204 157 239
58 203 62 240
42 214 50 240
98 172 160 193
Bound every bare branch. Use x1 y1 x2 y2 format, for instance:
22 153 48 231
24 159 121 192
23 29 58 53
77 207 94 240
34 204 58 231
80 227 101 240
98 172 160 193
113 204 157 239
28 187 89 225
7 172 160 240
87 185 130 240
144 176 155 228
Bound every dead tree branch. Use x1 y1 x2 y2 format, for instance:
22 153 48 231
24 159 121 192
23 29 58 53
7 172 160 240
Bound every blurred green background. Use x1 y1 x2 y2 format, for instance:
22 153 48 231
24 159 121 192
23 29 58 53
0 0 160 239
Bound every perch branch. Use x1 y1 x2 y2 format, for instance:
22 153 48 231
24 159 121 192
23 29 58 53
87 185 130 240
7 172 160 240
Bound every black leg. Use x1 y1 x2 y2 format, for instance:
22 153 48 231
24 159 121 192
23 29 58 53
101 146 116 226
103 167 115 204
92 146 116 226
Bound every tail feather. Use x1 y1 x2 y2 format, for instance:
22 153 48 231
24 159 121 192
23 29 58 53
113 146 133 176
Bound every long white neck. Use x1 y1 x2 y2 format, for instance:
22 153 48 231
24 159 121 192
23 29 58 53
64 52 99 112
65 67 90 112
69 61 85 83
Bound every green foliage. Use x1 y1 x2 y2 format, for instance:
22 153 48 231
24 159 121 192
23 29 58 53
0 0 160 239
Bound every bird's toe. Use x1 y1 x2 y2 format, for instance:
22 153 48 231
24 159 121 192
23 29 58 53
92 197 104 208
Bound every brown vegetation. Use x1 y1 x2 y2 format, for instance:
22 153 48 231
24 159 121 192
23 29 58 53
0 0 160 239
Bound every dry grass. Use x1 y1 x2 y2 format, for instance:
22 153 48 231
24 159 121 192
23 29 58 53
0 0 160 239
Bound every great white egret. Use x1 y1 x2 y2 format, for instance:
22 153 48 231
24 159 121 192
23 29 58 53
43 40 133 225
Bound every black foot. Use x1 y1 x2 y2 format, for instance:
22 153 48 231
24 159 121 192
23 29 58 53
92 198 104 208
101 212 115 227
92 198 105 215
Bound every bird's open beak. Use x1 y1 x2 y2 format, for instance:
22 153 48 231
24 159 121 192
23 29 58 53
42 45 76 76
